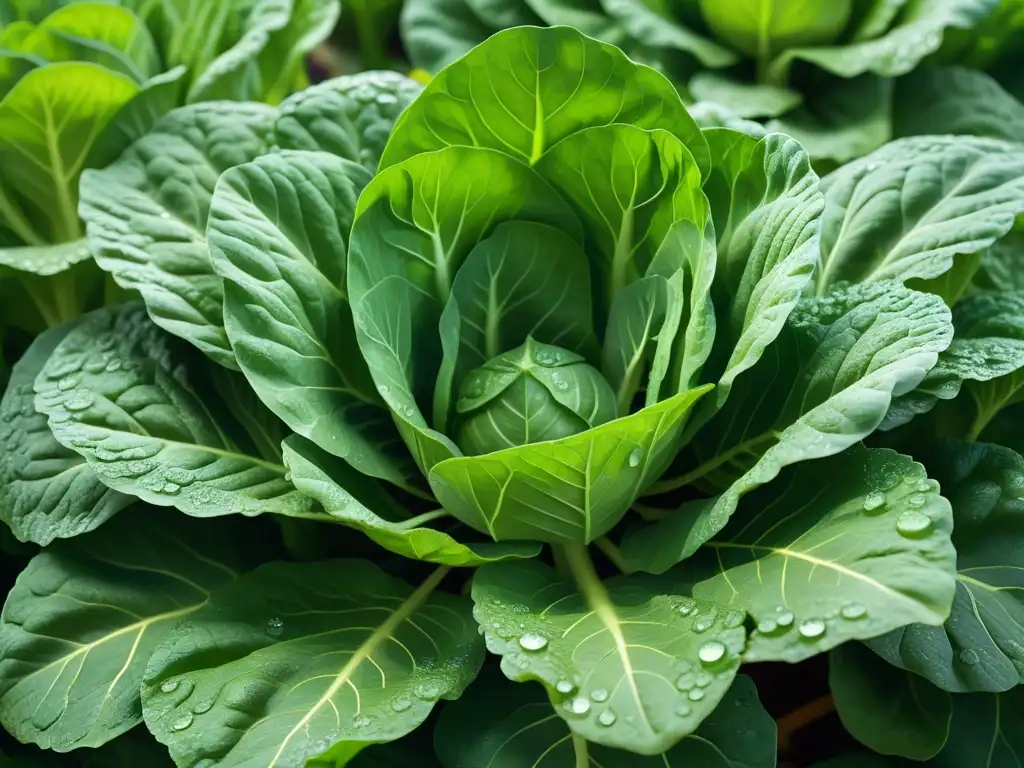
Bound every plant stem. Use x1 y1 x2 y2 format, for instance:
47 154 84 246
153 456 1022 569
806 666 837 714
646 431 779 495
632 502 668 522
572 733 589 768
777 694 835 755
560 544 609 609
395 508 450 530
594 536 632 574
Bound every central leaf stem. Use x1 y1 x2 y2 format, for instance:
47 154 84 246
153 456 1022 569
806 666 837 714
572 733 589 768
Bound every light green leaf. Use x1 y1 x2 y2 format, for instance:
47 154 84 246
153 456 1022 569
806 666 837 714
769 0 999 81
33 303 321 521
689 71 802 119
400 0 494 74
142 560 482 767
430 386 711 545
767 76 892 164
868 440 1024 692
534 124 706 308
830 642 952 761
817 135 1024 291
435 667 777 767
0 62 138 248
207 150 422 492
0 324 130 546
283 436 542 566
894 67 1024 144
686 446 956 663
380 26 709 176
274 71 423 172
0 238 91 275
602 275 669 413
600 0 738 68
471 554 747 755
629 282 954 569
524 0 628 44
697 129 821 419
0 510 242 751
79 101 277 368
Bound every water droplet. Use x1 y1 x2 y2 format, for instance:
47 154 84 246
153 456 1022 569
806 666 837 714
518 632 548 651
698 640 727 666
392 696 413 712
757 618 779 635
907 494 926 508
352 714 372 728
162 482 181 494
695 672 713 688
840 603 867 621
628 448 643 467
678 600 696 616
863 491 886 513
777 611 795 628
722 610 744 629
798 619 827 640
675 702 691 717
675 672 695 691
598 710 617 727
896 510 933 538
565 697 591 716
171 713 194 731
556 680 575 695
266 617 284 637
590 688 608 703
959 649 980 666
415 680 443 700
916 481 931 493
377 384 389 395
192 700 213 715
160 680 179 694
693 619 711 633
688 689 705 702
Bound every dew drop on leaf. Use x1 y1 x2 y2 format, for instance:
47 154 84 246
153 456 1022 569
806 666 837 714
696 672 713 688
415 680 443 700
171 713 194 731
777 611 795 628
757 618 779 635
392 696 413 712
840 603 867 620
907 494 926 508
693 619 711 633
192 700 213 715
675 702 691 717
590 688 608 703
628 448 643 467
678 600 696 616
896 510 933 538
798 618 827 640
565 697 591 716
518 632 548 651
160 680 179 694
675 673 695 691
862 491 886 513
959 649 980 666
698 640 727 666
556 680 575 695
352 714 372 728
688 689 706 702
266 617 284 637
598 710 617 727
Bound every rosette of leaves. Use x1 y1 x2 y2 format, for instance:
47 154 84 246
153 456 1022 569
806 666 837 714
0 0 340 380
399 2 1001 164
0 26 975 766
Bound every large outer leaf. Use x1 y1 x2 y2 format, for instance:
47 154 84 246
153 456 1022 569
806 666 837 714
142 560 482 767
274 71 423 172
400 0 495 74
33 303 320 520
894 67 1024 144
472 557 747 755
0 511 242 751
0 324 130 546
770 0 999 81
628 282 953 569
283 436 541 566
206 150 421 492
0 62 138 249
79 101 278 368
534 124 706 307
868 440 1024 692
430 386 710 545
687 446 956 663
599 0 737 68
435 667 776 767
380 25 709 176
817 136 1024 292
830 642 952 761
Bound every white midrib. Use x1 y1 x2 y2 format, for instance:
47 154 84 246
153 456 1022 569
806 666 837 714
266 566 450 767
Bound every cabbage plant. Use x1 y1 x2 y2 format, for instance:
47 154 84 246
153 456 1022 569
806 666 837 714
400 0 1001 164
0 0 340 382
0 25 994 767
